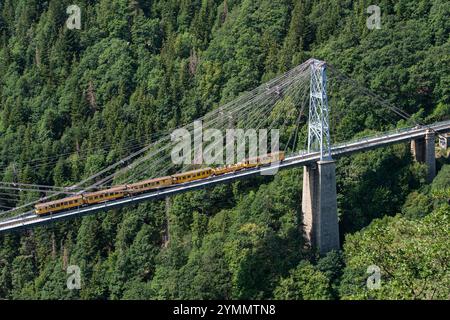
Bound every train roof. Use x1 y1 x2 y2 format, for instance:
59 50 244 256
172 167 213 178
127 176 172 186
35 195 83 208
83 185 127 197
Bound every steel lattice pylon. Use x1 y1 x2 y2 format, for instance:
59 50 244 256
308 59 331 160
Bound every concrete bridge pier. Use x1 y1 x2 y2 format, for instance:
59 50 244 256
302 160 340 255
411 137 425 163
411 130 436 183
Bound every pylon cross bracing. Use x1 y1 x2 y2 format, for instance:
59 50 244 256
308 59 331 160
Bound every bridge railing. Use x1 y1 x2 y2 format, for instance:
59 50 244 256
330 120 450 152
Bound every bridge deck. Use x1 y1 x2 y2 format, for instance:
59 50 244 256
1 120 449 233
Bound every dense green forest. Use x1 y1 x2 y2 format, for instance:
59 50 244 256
0 0 449 299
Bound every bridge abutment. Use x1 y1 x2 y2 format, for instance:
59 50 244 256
411 130 436 183
302 160 340 254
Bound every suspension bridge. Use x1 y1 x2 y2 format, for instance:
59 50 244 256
0 59 448 254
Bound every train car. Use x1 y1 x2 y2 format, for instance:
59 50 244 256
212 165 238 176
238 157 259 169
127 176 173 194
35 195 83 215
237 151 285 169
172 168 213 184
239 155 260 169
83 185 127 205
260 151 285 164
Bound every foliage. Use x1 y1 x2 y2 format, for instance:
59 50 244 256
340 206 450 300
274 260 332 300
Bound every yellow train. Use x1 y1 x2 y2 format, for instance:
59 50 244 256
35 151 285 215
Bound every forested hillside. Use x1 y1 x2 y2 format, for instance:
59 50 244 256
0 0 449 299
